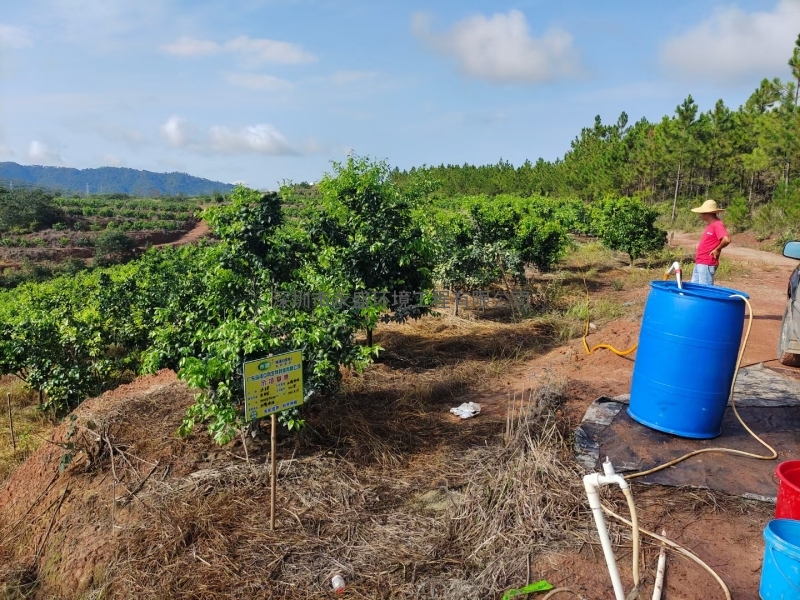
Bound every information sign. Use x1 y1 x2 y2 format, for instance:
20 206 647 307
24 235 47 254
243 350 303 422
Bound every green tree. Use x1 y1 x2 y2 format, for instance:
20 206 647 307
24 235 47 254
94 231 137 266
0 187 63 232
788 34 800 103
703 99 734 194
665 95 700 222
595 197 666 264
310 156 434 344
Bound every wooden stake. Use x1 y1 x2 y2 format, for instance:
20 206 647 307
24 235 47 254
6 393 15 453
270 413 277 531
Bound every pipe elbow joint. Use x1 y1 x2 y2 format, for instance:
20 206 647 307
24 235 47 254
601 473 629 490
583 472 629 491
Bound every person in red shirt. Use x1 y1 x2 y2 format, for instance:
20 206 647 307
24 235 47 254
690 199 730 285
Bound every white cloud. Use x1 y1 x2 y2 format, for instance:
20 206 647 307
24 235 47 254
412 10 581 83
39 0 166 42
160 34 316 65
160 36 219 57
159 116 301 156
27 141 63 165
222 72 293 91
661 0 800 82
0 24 32 48
224 35 315 65
210 124 295 155
160 115 198 147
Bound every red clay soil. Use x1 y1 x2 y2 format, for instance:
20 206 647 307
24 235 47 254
463 244 795 599
526 251 793 599
0 371 217 598
154 220 210 247
0 242 795 600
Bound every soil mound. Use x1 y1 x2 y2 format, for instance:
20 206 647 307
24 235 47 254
0 370 206 598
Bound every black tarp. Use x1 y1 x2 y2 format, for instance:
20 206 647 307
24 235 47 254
574 365 800 501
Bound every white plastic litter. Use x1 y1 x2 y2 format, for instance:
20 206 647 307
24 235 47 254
450 402 481 419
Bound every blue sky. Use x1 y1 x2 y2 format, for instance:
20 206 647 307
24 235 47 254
1 0 800 189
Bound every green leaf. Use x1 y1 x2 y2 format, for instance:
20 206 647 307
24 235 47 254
501 580 554 600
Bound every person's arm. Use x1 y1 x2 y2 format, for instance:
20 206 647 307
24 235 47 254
710 236 730 260
710 222 730 260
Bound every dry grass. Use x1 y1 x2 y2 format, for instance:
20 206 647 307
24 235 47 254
561 241 623 272
0 377 54 486
103 379 587 600
374 315 559 368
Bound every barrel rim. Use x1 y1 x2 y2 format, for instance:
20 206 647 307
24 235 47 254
776 461 800 495
764 519 800 562
649 280 750 301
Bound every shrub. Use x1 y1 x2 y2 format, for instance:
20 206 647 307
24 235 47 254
594 196 666 264
94 231 137 266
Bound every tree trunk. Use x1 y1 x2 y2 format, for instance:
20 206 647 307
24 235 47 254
670 162 682 223
786 160 791 189
748 171 755 208
366 327 373 348
707 159 715 196
687 165 694 197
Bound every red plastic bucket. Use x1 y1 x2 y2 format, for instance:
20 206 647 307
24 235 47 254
776 461 800 520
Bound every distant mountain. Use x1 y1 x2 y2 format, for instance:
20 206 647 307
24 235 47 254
0 162 235 196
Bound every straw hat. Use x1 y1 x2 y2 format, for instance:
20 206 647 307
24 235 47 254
690 199 725 214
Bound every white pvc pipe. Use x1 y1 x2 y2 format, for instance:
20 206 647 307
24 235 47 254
651 530 667 600
665 261 682 289
583 469 628 600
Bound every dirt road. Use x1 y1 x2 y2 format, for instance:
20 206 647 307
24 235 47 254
670 230 798 268
154 220 211 247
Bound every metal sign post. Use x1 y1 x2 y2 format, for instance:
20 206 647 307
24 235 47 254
243 350 304 531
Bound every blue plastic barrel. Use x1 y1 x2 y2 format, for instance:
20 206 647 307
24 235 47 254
760 519 800 599
627 281 749 439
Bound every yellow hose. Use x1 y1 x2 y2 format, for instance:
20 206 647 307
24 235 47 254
581 272 670 358
622 488 640 587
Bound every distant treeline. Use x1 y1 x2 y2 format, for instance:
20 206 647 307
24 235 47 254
0 162 235 196
393 37 800 229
